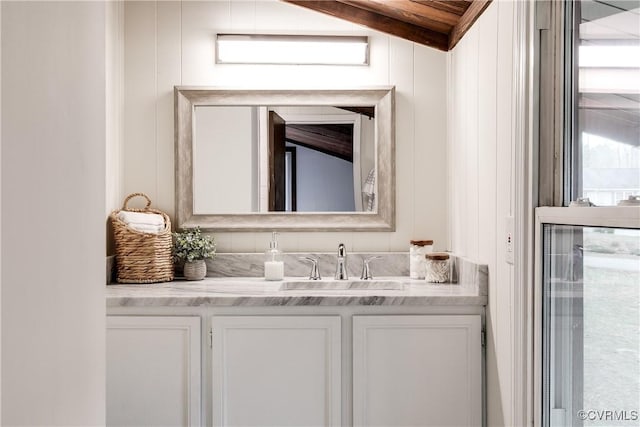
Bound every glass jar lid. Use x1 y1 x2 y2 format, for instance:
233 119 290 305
410 239 433 246
426 252 449 260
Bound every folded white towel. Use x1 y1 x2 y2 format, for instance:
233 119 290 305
127 223 165 234
117 211 165 226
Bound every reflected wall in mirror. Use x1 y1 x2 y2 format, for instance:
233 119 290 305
193 105 376 214
175 87 395 231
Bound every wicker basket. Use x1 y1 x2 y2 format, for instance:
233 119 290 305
110 193 174 284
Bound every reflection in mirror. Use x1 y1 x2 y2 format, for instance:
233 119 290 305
175 87 395 231
193 105 376 214
193 106 259 214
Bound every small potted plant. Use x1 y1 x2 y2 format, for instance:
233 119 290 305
173 227 216 281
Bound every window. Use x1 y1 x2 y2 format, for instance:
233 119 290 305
565 0 640 206
541 219 639 426
537 1 640 426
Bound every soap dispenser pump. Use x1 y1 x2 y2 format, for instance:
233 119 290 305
264 231 284 281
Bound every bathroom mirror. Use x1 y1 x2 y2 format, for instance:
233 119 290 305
175 87 395 231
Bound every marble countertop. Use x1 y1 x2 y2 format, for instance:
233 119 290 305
106 277 487 307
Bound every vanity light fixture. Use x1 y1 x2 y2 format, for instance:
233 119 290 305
216 34 369 65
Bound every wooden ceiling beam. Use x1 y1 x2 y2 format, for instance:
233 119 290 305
338 0 453 33
286 124 353 162
410 0 471 17
283 0 449 51
448 0 493 50
336 106 376 119
288 123 353 143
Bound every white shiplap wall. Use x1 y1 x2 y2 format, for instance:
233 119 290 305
122 0 448 253
448 2 517 425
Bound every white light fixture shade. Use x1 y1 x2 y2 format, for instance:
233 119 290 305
216 34 369 65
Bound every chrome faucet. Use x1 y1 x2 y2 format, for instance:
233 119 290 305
360 256 382 280
335 243 348 280
299 257 321 280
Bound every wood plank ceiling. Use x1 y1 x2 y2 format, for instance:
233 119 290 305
286 124 354 162
282 0 492 51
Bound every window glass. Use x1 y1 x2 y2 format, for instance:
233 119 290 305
543 225 640 426
569 0 640 206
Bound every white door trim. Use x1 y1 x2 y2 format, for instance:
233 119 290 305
513 1 536 426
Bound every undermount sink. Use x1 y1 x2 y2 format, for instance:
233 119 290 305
280 279 404 291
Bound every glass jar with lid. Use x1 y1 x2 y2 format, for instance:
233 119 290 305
409 240 433 279
425 252 450 283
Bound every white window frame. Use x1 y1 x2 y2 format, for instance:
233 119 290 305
532 207 640 426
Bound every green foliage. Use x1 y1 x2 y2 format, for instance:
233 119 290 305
172 227 216 262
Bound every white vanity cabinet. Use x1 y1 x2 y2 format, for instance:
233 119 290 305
106 307 484 426
106 316 201 427
353 315 482 427
211 316 342 427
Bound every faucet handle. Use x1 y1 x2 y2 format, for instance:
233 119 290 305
360 256 382 280
337 243 347 257
299 257 321 280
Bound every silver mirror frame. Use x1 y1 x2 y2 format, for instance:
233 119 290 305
175 86 395 231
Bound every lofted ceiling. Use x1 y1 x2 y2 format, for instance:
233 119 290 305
286 123 354 162
282 0 493 51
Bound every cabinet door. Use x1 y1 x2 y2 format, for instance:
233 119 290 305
107 316 201 427
212 316 341 427
353 315 481 427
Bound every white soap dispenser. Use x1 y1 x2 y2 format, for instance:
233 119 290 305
264 231 284 281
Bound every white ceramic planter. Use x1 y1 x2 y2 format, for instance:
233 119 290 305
184 259 206 281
